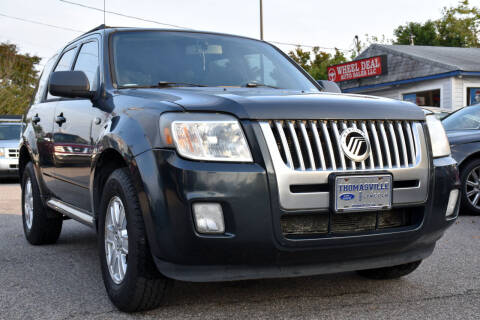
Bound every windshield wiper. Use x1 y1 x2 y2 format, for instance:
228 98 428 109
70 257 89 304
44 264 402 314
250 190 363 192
152 81 208 88
244 82 280 89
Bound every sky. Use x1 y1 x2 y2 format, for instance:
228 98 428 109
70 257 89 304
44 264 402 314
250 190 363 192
0 0 466 68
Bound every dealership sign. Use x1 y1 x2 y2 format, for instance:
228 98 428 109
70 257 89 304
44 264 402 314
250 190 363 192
327 55 387 82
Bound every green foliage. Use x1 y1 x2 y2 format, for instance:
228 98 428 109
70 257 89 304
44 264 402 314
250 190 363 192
393 0 480 47
394 21 439 46
0 42 40 115
288 47 347 80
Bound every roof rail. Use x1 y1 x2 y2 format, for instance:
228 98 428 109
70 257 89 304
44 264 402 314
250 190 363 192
81 24 108 36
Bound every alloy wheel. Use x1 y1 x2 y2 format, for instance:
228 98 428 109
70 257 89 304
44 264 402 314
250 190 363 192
105 196 129 284
465 166 480 209
24 178 34 230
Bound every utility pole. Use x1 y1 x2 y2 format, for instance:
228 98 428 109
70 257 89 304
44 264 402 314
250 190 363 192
260 0 264 40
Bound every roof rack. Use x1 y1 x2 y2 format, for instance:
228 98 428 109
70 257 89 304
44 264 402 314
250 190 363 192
81 24 108 36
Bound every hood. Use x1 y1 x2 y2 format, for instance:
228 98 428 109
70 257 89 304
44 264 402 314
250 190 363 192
0 139 20 149
447 129 480 145
117 88 425 120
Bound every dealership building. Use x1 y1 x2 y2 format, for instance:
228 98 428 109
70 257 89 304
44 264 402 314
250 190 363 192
328 45 480 110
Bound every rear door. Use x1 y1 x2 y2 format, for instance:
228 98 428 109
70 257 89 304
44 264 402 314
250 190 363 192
29 49 76 194
51 37 105 211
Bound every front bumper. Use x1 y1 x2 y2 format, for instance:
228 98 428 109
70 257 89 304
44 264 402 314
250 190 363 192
0 158 19 177
135 146 459 282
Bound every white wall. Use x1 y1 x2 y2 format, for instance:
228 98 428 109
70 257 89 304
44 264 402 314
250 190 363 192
357 77 456 110
456 76 480 107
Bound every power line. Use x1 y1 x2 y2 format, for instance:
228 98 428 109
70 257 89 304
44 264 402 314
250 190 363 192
269 40 353 52
1 3 351 54
0 12 83 33
59 0 192 30
59 0 350 51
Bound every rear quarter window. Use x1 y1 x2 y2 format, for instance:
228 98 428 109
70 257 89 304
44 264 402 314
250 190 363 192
33 55 58 104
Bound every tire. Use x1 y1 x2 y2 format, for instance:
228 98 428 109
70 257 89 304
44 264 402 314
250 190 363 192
460 158 480 215
356 260 422 280
98 168 171 312
21 162 63 245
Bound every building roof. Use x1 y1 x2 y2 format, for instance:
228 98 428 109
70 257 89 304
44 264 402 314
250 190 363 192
340 44 480 91
369 45 480 72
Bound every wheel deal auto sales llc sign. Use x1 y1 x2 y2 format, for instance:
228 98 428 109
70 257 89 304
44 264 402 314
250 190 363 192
327 55 387 82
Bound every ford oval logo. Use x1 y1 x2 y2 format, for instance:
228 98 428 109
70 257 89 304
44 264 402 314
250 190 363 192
340 193 355 201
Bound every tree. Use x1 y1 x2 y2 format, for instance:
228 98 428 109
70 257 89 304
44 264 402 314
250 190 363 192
394 21 439 46
393 0 480 47
0 42 41 115
288 47 348 80
436 0 480 47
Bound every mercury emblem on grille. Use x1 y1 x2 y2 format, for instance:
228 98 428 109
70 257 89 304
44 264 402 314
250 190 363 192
340 127 371 162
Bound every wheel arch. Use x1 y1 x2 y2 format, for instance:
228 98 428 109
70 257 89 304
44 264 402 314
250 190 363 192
18 144 32 181
457 151 480 172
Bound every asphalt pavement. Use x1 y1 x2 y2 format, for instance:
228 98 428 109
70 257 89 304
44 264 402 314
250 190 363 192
0 180 479 319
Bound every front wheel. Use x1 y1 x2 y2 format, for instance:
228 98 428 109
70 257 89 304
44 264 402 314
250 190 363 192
356 260 422 280
460 158 480 215
98 168 171 312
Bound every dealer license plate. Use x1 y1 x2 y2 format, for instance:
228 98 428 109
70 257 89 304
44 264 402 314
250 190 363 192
334 175 392 212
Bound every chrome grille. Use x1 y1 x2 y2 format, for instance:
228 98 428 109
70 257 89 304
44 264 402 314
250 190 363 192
269 120 419 172
8 149 19 159
259 119 428 210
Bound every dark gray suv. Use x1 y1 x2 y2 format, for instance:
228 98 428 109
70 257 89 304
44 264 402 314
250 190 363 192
19 26 460 312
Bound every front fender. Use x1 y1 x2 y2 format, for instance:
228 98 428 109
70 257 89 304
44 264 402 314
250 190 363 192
90 111 168 254
451 142 480 166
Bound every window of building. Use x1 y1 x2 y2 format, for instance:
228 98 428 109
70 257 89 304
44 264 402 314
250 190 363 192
402 89 440 107
467 88 480 106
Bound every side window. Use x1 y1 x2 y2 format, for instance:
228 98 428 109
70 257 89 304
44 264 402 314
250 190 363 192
53 48 76 72
33 55 57 104
73 41 99 91
47 48 77 100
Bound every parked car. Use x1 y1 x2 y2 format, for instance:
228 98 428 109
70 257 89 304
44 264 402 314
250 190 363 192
0 116 21 179
443 104 480 214
422 106 451 120
19 26 460 312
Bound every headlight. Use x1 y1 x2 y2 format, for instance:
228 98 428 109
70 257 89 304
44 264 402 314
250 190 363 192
0 148 4 158
160 113 253 162
426 115 450 158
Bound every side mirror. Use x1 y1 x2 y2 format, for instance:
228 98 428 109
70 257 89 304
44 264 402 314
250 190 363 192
317 80 341 93
49 71 94 99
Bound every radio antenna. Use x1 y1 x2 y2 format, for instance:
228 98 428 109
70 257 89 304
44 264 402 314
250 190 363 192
103 0 106 26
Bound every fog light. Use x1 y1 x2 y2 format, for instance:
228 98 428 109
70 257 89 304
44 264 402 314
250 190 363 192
446 189 459 217
192 203 225 234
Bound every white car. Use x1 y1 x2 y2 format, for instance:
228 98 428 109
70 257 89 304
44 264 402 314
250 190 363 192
0 116 21 179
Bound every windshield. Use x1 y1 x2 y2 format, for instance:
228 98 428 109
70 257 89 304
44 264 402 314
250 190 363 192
442 105 480 131
0 124 21 140
111 31 318 91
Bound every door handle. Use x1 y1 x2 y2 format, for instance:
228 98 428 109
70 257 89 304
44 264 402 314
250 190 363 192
56 113 66 126
32 114 40 125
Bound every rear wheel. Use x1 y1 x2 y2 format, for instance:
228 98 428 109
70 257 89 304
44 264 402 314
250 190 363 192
21 162 63 245
98 168 171 312
356 260 422 280
460 159 480 215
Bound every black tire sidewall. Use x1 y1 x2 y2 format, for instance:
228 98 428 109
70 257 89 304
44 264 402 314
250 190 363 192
98 170 143 307
460 159 480 215
21 163 35 239
21 162 60 243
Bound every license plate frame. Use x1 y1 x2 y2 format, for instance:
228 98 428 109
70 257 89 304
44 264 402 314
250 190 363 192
331 173 393 213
